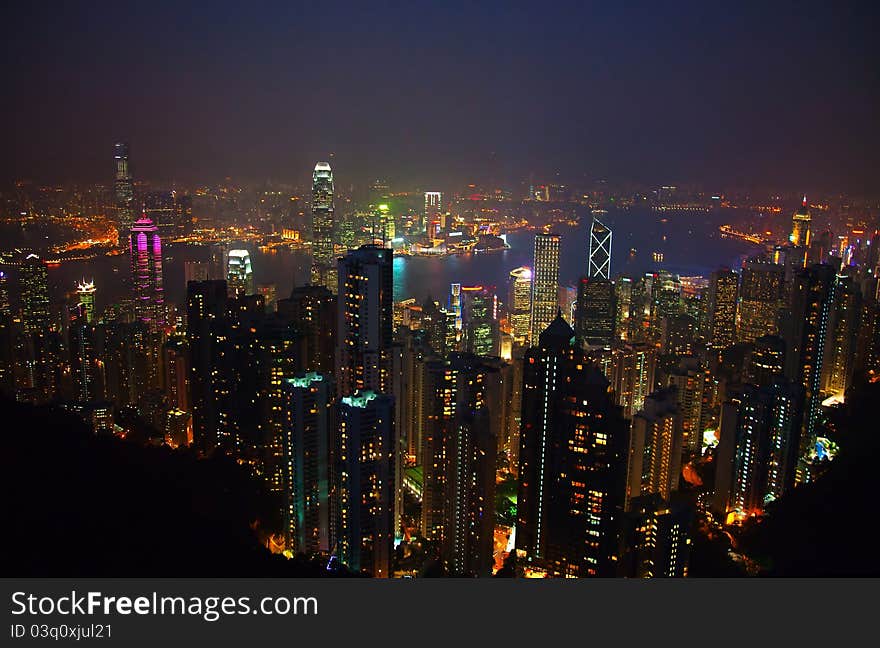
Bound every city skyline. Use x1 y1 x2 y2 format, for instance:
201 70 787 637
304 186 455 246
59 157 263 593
3 2 880 584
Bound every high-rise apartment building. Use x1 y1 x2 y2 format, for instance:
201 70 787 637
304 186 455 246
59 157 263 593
283 372 334 555
337 245 393 396
713 380 803 519
625 388 684 510
336 390 395 577
277 285 337 375
738 258 784 342
516 315 628 577
707 268 738 350
420 353 499 576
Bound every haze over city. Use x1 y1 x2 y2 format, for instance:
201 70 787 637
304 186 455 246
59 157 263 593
2 1 879 192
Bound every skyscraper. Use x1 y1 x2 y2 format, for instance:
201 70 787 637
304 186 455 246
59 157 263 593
618 494 692 578
19 254 58 403
0 271 12 397
283 372 334 555
611 342 658 418
67 302 98 402
707 268 738 350
277 285 337 375
748 335 786 387
738 258 784 343
114 142 135 244
226 249 254 297
420 353 499 576
336 390 395 577
588 218 612 279
530 233 560 342
625 388 684 510
822 274 860 396
784 263 834 477
790 195 811 247
20 254 50 334
461 286 498 357
424 191 442 234
337 245 393 396
575 276 615 347
129 216 165 331
713 380 803 519
508 266 532 345
186 280 229 450
667 356 710 454
516 315 628 577
76 279 96 324
310 162 337 292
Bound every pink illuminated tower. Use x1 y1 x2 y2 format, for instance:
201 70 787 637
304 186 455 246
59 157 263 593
129 214 165 330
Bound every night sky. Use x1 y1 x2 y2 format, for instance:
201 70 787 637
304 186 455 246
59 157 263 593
2 1 878 192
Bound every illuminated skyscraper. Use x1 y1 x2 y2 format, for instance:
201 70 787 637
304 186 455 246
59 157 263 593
420 353 499 575
0 270 10 316
713 379 803 519
337 245 393 396
162 336 189 412
114 142 135 243
310 162 337 292
575 276 615 347
20 254 50 334
738 258 784 342
67 302 98 402
707 268 738 350
516 315 628 577
129 216 165 331
625 388 684 510
277 285 337 375
424 191 442 233
530 233 561 342
283 372 334 555
0 271 12 397
588 218 612 279
612 342 658 418
449 283 463 336
508 267 532 345
336 390 395 577
76 280 96 324
784 263 834 478
618 494 692 578
226 249 254 297
748 335 786 387
462 286 498 357
373 203 394 245
790 195 811 247
186 280 229 450
667 356 710 454
822 274 860 396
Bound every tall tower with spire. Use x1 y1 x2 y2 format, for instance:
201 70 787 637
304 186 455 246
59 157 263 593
588 218 612 279
790 195 811 247
310 162 336 292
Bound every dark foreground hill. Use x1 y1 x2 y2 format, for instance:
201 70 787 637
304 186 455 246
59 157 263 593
738 378 880 576
0 398 342 577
